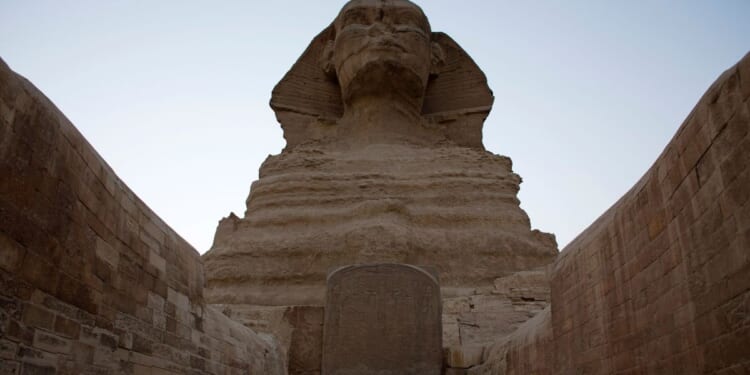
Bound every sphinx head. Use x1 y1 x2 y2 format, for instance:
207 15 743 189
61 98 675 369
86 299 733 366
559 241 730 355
270 0 493 150
321 0 444 110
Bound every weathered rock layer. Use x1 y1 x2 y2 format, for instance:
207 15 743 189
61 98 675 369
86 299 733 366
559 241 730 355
204 143 557 307
202 1 559 370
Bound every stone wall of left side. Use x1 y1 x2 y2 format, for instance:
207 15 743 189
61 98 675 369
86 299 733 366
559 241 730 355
0 58 285 374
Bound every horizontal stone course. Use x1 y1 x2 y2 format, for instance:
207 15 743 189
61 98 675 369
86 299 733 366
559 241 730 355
0 57 284 374
475 53 750 374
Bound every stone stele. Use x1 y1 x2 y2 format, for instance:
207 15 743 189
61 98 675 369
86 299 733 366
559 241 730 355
202 0 558 363
322 264 442 375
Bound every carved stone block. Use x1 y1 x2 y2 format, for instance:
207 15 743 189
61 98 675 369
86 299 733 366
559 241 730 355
322 264 442 375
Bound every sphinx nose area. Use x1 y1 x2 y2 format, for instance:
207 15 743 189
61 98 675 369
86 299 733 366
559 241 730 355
367 22 394 37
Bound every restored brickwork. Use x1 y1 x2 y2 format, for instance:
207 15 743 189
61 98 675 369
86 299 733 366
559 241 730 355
477 53 750 374
0 58 285 374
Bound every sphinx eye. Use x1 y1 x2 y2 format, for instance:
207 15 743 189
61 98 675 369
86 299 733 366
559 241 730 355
396 14 418 27
390 11 429 35
341 10 371 27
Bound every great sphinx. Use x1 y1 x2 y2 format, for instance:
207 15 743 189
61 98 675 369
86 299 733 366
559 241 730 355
203 0 558 369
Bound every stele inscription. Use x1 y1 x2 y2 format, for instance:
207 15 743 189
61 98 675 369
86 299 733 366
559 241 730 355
322 264 442 375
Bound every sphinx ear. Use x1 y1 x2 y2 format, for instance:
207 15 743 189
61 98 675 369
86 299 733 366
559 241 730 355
430 41 446 76
319 40 336 77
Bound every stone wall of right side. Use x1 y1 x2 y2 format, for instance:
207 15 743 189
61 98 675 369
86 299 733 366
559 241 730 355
479 52 750 374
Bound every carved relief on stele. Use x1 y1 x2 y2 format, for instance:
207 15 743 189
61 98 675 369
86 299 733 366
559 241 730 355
323 264 443 375
202 0 557 352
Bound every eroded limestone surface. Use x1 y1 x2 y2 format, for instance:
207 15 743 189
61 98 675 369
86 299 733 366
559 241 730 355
202 0 557 370
206 144 555 305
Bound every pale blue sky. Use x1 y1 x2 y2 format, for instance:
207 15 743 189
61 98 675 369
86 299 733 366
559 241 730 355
1 1 748 253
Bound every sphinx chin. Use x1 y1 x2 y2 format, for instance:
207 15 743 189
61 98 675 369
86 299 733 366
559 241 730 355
342 58 427 105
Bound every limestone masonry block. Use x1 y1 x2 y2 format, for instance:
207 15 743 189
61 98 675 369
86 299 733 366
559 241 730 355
475 52 750 374
0 56 284 374
444 345 486 369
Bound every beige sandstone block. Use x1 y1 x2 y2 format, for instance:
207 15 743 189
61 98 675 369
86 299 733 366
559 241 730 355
442 316 461 347
443 297 472 314
95 236 118 268
0 232 24 272
444 345 485 369
0 339 18 360
167 288 189 312
149 251 166 275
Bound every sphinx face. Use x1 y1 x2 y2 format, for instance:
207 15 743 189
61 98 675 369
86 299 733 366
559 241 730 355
332 0 432 105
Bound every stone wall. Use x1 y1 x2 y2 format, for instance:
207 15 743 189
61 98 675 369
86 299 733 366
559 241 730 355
0 58 284 374
475 52 750 374
442 269 550 348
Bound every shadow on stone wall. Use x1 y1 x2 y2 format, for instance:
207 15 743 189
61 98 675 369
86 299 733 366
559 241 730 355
0 58 285 374
474 52 750 374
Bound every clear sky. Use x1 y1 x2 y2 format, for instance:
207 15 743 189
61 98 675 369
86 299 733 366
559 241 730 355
1 1 748 254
